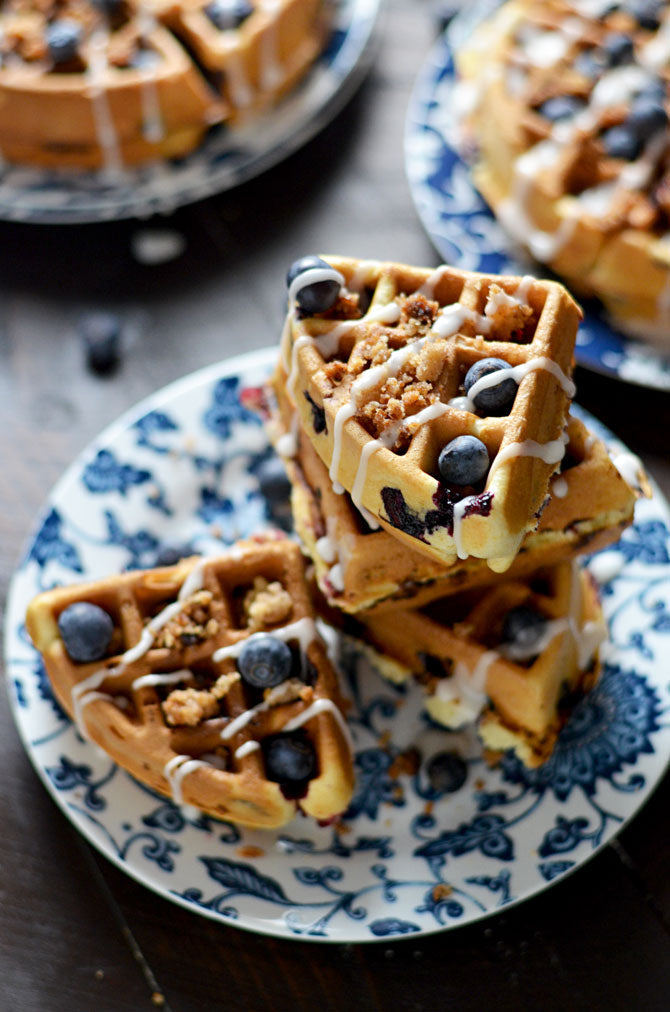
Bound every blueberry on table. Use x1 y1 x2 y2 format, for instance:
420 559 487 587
602 32 634 65
438 435 489 487
238 635 293 688
286 255 342 315
426 751 467 795
602 124 642 160
463 358 518 416
46 20 83 65
538 95 584 122
204 0 254 31
153 541 195 567
628 96 668 136
502 605 548 655
79 312 122 375
58 602 114 663
263 733 317 785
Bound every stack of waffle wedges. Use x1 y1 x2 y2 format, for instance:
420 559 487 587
26 538 355 828
270 254 647 767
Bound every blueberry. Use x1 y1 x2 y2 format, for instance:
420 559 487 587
46 20 83 65
263 733 317 784
463 358 518 416
501 605 547 655
602 32 634 65
79 312 122 375
426 752 467 795
153 541 195 567
636 78 666 102
628 96 668 136
437 435 489 487
58 602 114 663
204 0 253 31
538 95 584 122
255 454 292 531
238 635 293 688
91 0 124 16
628 1 662 30
602 124 642 160
286 255 342 315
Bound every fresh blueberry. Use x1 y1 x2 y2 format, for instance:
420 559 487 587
636 77 666 102
602 124 642 160
286 255 342 315
58 602 114 663
91 0 124 16
46 20 83 65
204 0 254 31
238 635 293 689
628 96 668 136
502 605 547 654
438 435 489 487
153 541 195 567
602 32 634 64
263 733 317 784
628 1 662 30
426 752 467 795
79 312 122 375
463 358 518 416
538 95 584 122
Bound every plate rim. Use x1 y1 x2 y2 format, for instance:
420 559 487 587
5 346 670 942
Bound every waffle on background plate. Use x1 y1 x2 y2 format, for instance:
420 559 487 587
0 0 327 169
455 0 670 344
280 255 582 573
26 538 354 828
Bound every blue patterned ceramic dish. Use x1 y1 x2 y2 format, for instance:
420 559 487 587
0 0 380 225
5 347 670 942
404 2 670 392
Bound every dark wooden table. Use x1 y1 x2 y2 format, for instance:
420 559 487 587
1 3 670 1010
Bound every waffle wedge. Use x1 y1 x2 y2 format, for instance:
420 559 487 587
279 255 582 572
26 538 354 829
353 561 606 767
456 0 670 344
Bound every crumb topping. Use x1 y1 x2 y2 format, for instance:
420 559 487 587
162 687 220 726
263 679 313 707
152 590 219 650
243 577 293 631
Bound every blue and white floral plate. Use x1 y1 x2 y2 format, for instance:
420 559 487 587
0 0 380 225
404 3 670 391
5 347 670 942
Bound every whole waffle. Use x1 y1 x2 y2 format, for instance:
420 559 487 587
280 255 582 572
0 0 326 169
273 388 639 613
353 561 605 767
25 539 354 829
456 0 670 343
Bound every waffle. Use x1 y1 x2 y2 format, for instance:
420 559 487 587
455 0 670 344
353 561 606 767
25 538 354 829
0 0 326 170
279 255 582 573
271 377 639 612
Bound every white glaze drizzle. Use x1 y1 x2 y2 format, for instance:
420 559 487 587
163 754 209 806
85 28 123 175
287 266 345 308
213 617 317 663
282 697 354 753
449 356 576 414
136 3 165 143
131 669 191 692
610 450 645 491
432 650 498 726
234 739 261 760
488 437 567 479
551 476 569 498
589 551 625 585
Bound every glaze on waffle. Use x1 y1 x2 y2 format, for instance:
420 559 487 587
353 561 606 767
25 539 354 828
271 378 639 612
456 0 670 343
0 0 326 169
280 255 582 572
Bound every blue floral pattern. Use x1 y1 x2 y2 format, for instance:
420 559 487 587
405 6 670 391
5 349 670 942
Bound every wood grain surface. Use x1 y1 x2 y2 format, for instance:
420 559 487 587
1 3 669 1010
